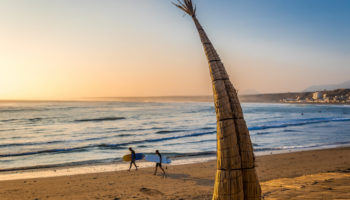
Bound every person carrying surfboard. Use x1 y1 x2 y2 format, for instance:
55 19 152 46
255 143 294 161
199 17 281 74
154 150 166 176
128 147 138 171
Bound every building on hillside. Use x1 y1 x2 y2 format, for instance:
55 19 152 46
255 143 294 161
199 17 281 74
331 96 339 103
323 97 330 103
313 92 322 100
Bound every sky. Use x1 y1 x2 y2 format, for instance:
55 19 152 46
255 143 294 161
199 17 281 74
0 0 349 100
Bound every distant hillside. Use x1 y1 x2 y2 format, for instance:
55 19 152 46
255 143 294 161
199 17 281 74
240 92 312 103
240 89 350 103
81 89 350 103
304 80 350 92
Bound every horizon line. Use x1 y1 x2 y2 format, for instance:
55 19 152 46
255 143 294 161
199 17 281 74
2 89 346 102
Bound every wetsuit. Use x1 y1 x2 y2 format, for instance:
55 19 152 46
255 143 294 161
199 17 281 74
131 150 136 162
128 149 138 171
156 153 162 167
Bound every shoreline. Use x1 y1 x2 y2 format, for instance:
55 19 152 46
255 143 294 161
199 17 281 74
0 151 218 173
0 147 349 199
1 145 349 181
0 155 217 182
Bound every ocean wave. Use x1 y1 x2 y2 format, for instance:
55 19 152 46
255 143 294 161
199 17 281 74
248 117 350 131
254 130 298 135
113 127 162 132
168 151 216 158
1 117 43 123
99 131 216 149
0 133 130 149
0 128 19 132
155 130 186 134
201 127 215 130
255 132 271 135
253 129 298 135
254 147 284 151
0 147 88 158
117 134 133 137
0 119 18 123
0 131 216 158
255 141 350 152
0 132 144 150
284 129 299 132
166 139 259 147
0 140 64 148
28 117 43 122
74 117 126 122
166 139 217 146
183 107 215 114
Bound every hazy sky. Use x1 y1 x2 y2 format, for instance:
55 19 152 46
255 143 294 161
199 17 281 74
1 0 349 100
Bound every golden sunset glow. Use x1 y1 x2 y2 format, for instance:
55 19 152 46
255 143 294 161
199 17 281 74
1 0 349 100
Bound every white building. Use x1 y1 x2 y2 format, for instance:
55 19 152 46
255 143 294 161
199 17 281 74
313 92 322 100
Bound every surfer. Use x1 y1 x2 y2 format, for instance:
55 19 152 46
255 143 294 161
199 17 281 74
128 147 138 171
154 150 166 176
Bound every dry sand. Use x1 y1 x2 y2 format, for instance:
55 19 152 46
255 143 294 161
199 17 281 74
0 147 349 200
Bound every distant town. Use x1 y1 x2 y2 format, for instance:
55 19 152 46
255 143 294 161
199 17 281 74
240 89 350 104
88 88 350 104
281 90 350 104
6 89 349 104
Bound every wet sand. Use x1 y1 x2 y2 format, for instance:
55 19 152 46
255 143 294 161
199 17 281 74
0 147 349 200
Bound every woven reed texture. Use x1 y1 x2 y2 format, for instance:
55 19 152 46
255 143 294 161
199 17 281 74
194 16 262 200
174 1 261 199
213 170 244 200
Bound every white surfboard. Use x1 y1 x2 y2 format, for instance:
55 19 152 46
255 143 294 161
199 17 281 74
145 154 171 164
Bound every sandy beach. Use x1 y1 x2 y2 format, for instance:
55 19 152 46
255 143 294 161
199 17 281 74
0 147 349 200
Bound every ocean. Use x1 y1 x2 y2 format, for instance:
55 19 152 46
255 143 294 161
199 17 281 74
1 101 350 171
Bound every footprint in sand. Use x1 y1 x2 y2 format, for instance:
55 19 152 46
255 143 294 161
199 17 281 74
139 187 164 196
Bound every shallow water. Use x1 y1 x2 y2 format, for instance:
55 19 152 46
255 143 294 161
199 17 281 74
0 101 349 170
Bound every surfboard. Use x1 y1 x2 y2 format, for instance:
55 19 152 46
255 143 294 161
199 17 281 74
145 154 171 164
122 153 145 162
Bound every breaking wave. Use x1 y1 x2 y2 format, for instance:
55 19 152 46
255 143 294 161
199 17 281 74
248 117 350 131
74 117 126 122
